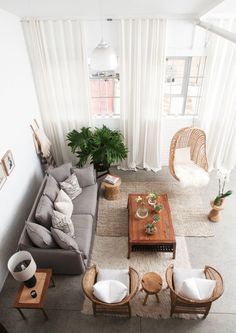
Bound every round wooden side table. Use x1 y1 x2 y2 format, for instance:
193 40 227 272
141 272 162 305
103 178 121 200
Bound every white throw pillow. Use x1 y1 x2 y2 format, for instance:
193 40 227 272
97 268 130 289
54 189 73 217
51 210 75 238
174 147 191 164
173 268 205 293
93 280 128 304
179 277 216 301
60 173 82 200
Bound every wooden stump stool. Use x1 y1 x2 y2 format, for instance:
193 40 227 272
141 272 162 305
103 178 121 200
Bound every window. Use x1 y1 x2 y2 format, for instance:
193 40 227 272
164 56 206 116
90 73 120 117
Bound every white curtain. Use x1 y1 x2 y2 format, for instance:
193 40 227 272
119 19 166 172
22 20 91 165
198 19 236 171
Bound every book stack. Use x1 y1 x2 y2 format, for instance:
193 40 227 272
104 174 120 185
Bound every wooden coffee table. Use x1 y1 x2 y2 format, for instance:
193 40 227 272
127 194 176 259
13 268 55 320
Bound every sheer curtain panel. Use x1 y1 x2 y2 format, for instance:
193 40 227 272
198 19 236 171
22 20 91 165
119 19 166 172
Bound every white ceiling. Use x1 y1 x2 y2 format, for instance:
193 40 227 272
0 0 224 19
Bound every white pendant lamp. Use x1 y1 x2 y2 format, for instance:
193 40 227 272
91 38 118 72
90 19 118 72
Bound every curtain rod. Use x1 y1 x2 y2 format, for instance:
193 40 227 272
21 16 197 22
197 20 236 44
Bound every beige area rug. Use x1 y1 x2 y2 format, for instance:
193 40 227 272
97 181 214 237
82 236 191 319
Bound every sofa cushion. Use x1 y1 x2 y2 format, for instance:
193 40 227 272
26 221 57 249
72 164 96 188
60 173 82 200
93 280 128 304
97 268 130 289
72 183 98 218
52 210 75 238
51 228 79 251
72 214 93 259
173 268 205 293
35 195 53 229
47 163 72 183
43 175 60 202
179 277 216 301
54 189 73 217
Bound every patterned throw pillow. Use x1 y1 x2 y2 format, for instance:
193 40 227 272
59 173 82 200
51 210 75 238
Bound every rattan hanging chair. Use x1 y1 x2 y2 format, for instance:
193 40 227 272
169 127 209 186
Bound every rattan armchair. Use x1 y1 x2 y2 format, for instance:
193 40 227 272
82 264 140 317
169 127 208 182
166 264 224 319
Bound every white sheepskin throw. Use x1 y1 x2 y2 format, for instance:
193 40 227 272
174 161 209 188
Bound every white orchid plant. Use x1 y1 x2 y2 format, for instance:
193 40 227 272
214 169 232 206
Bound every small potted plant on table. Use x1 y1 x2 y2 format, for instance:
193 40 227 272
145 215 160 234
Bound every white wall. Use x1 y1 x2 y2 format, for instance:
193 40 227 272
0 9 43 290
90 19 206 165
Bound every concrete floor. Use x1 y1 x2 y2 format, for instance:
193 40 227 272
0 166 235 333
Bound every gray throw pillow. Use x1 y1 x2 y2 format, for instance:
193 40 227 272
47 163 72 183
43 175 60 202
72 164 96 188
51 228 80 252
35 195 53 229
60 173 82 200
26 221 57 248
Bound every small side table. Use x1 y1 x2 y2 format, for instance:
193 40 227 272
103 177 121 200
13 268 55 320
141 272 162 305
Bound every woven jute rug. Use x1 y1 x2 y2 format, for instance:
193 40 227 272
82 236 192 319
97 181 214 237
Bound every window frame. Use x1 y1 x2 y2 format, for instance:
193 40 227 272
164 56 206 117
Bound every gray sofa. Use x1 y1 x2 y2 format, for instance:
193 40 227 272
18 163 98 275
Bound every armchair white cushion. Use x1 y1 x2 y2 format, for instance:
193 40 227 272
173 268 205 293
97 268 130 289
93 280 128 303
179 277 216 301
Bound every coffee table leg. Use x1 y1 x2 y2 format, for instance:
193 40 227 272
155 294 160 303
127 244 131 259
173 243 176 259
41 309 48 320
17 308 26 320
50 276 56 288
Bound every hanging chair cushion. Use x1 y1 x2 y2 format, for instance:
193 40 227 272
174 161 209 188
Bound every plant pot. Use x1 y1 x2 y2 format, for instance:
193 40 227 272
145 226 157 235
148 198 157 206
208 200 224 222
136 207 149 219
94 163 110 172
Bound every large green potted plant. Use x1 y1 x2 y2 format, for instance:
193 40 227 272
67 125 128 171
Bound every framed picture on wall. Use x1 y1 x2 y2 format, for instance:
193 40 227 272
2 150 15 175
0 162 7 189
